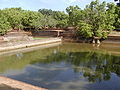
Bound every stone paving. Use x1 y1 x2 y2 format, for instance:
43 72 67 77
0 76 47 90
0 38 62 52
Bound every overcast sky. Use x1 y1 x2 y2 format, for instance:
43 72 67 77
0 0 115 11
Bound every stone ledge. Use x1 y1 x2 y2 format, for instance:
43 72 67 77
0 38 62 52
0 76 47 90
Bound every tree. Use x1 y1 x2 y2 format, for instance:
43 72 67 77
0 10 11 35
114 6 120 29
40 16 57 28
77 21 93 38
38 9 68 28
2 8 23 30
0 1 118 39
22 10 43 29
76 0 116 42
52 11 68 28
38 9 53 16
66 5 81 26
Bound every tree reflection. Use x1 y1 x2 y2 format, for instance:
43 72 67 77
0 47 120 83
45 51 120 82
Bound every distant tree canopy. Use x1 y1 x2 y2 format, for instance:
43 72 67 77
0 10 11 35
38 9 68 28
0 0 119 39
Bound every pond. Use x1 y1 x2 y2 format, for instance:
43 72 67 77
0 43 120 90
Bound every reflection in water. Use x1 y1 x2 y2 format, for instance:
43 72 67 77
45 51 120 82
0 43 120 89
16 53 23 59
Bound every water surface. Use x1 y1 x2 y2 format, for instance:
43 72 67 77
0 43 120 90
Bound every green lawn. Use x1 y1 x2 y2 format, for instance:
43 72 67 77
33 37 49 40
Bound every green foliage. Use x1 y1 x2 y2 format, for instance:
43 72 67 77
70 0 116 39
77 22 93 38
0 0 119 38
52 11 68 28
66 5 81 26
38 9 53 16
22 10 43 29
39 15 57 28
2 8 23 29
114 6 120 28
38 9 68 28
0 10 11 35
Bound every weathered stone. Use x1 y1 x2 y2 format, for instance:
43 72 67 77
97 39 100 44
92 39 95 44
0 76 47 90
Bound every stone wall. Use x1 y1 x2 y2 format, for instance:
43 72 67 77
3 31 33 42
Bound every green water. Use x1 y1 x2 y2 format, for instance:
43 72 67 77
0 43 120 90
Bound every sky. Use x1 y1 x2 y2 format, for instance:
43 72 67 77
0 0 115 11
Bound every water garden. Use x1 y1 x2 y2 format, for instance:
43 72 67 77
0 43 120 89
0 0 120 90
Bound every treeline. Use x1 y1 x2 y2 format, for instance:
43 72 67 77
0 0 119 39
0 7 68 35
